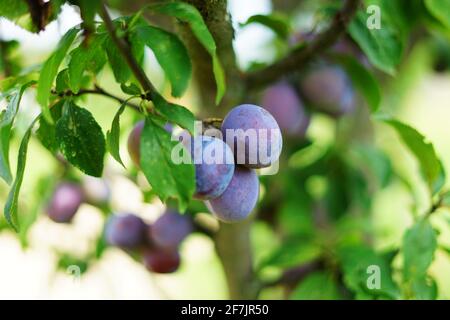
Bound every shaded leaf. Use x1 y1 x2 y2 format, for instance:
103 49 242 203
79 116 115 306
106 102 126 167
37 27 79 123
241 14 291 39
4 115 40 231
151 92 195 134
140 116 195 210
133 25 191 97
403 219 437 281
333 54 381 112
0 81 34 184
290 272 341 300
380 118 445 194
147 2 225 104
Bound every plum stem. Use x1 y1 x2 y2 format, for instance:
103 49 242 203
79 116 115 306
245 0 361 90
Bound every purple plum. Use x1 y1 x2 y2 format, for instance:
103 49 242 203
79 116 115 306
206 166 259 223
142 248 180 274
105 213 147 249
189 135 235 199
299 65 356 117
47 182 84 223
261 81 310 137
149 209 193 249
221 104 283 168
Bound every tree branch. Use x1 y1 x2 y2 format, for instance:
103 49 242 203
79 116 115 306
51 85 141 111
261 259 323 289
245 0 361 90
99 2 157 95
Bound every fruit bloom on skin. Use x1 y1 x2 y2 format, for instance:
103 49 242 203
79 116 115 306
261 81 310 138
143 248 180 274
105 213 147 249
206 166 259 223
47 182 84 223
149 209 193 249
189 135 235 199
299 65 356 117
221 104 283 169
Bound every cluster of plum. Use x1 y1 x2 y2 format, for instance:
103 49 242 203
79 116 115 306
128 104 283 223
261 66 356 139
105 210 193 273
261 37 359 139
46 180 192 274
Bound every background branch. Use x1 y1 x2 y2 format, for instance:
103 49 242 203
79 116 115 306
245 0 361 90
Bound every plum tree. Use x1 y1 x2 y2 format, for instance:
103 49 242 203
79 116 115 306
261 81 310 137
299 65 356 117
142 248 181 274
221 104 283 168
47 182 84 223
206 166 259 223
105 213 147 249
127 120 144 167
189 136 235 199
149 209 193 249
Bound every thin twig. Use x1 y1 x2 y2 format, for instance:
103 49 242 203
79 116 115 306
245 0 361 90
99 1 156 96
51 86 141 111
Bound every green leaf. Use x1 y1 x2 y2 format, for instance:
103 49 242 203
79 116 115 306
333 54 381 112
132 25 192 97
4 115 40 232
36 100 64 153
290 272 341 300
339 245 400 299
147 2 225 104
120 83 141 96
348 5 403 74
37 27 79 123
424 0 450 29
151 92 195 134
0 81 34 184
104 36 131 84
403 220 437 281
55 68 70 93
410 276 438 300
56 101 106 177
241 14 291 39
140 116 195 211
380 118 446 194
68 34 107 93
106 103 126 167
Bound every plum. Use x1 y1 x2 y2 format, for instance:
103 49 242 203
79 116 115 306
149 209 193 249
299 65 356 117
143 248 180 274
221 104 283 168
47 182 84 223
189 135 235 199
105 213 147 249
127 120 144 167
261 81 310 137
206 166 259 223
